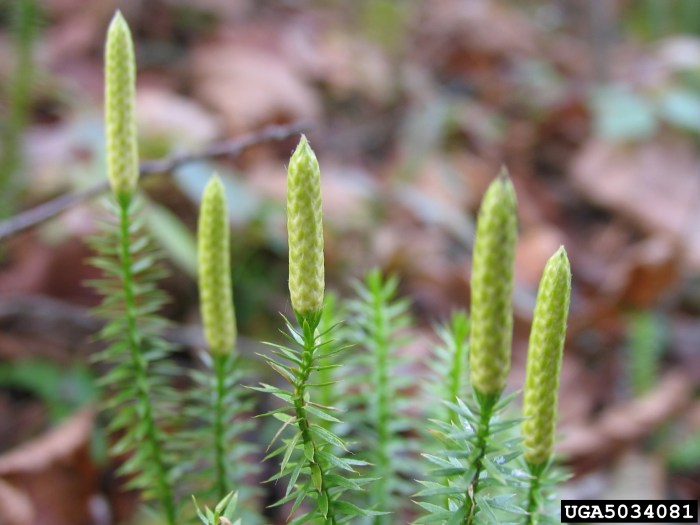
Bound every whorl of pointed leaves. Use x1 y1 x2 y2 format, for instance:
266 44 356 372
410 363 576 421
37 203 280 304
105 11 138 199
469 171 517 397
342 270 416 521
522 247 571 466
90 12 177 523
198 175 236 355
287 135 324 320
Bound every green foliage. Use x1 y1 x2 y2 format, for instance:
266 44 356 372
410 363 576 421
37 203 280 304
193 491 242 525
626 311 665 397
0 0 40 217
92 13 178 523
427 311 470 424
522 248 571 525
341 270 417 521
255 316 378 524
80 11 576 525
626 0 700 40
186 173 260 522
0 359 97 422
416 394 527 525
89 196 178 524
667 430 700 472
182 351 259 522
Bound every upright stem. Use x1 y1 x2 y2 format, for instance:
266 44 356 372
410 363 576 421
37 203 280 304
371 289 390 525
461 394 497 525
212 352 229 501
293 320 337 525
524 463 546 525
525 476 540 525
117 197 176 525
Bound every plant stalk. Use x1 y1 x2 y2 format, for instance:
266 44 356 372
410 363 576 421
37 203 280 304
117 196 176 525
461 393 497 525
293 320 337 525
525 467 543 525
212 352 230 501
371 286 390 525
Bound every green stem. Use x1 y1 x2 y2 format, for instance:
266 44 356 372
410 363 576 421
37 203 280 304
461 393 497 525
213 352 229 501
371 287 390 525
525 469 542 525
292 319 337 525
118 197 176 525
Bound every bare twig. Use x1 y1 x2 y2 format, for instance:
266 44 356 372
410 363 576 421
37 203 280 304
0 120 310 240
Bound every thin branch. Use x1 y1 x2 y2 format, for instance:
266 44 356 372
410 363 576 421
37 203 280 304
0 120 310 240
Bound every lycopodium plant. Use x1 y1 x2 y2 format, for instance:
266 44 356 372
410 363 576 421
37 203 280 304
418 172 522 525
255 136 377 524
90 12 177 524
428 311 470 425
341 270 418 522
189 174 258 523
417 173 572 525
87 10 574 525
91 14 259 525
192 175 257 507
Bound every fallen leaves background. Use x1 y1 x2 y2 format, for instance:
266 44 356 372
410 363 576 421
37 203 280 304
0 0 698 523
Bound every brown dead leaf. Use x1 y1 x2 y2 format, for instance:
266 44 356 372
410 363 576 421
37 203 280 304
559 371 693 471
603 236 680 308
192 43 320 134
515 225 566 288
414 0 535 106
0 479 33 525
0 408 97 525
0 408 95 475
314 33 394 106
572 138 700 270
0 234 100 306
137 87 222 151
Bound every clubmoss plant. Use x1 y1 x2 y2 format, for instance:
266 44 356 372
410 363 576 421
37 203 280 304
90 12 176 524
256 136 378 524
194 491 241 525
429 311 470 424
84 10 575 523
343 270 416 522
461 171 518 524
522 247 571 524
180 175 260 523
197 175 237 500
418 173 545 525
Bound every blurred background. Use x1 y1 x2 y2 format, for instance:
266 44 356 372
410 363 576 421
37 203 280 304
0 0 699 523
